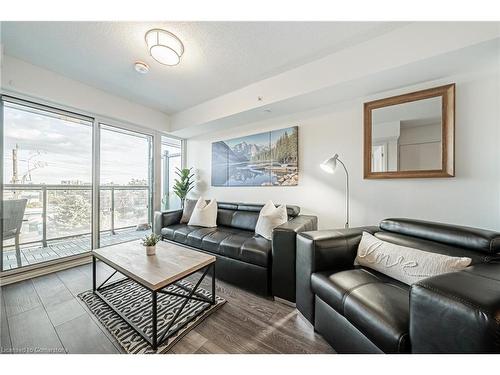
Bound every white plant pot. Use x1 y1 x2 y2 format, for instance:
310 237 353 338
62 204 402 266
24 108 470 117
145 245 156 256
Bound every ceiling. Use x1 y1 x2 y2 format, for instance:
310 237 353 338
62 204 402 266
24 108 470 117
0 21 407 114
372 96 442 126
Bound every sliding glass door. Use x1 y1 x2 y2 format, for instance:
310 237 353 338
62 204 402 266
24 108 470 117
98 124 153 247
1 98 93 271
1 96 182 272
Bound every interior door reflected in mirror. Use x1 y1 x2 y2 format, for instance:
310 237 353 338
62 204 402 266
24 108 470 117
364 84 455 179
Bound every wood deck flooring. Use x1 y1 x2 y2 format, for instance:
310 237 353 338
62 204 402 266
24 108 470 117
2 229 150 270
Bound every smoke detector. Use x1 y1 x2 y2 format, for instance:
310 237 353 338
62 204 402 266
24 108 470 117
134 61 150 74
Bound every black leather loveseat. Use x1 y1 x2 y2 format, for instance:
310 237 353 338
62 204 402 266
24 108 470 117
154 202 317 302
296 218 500 353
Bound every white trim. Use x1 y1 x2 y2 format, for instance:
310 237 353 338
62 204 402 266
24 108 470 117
153 133 162 212
0 99 4 272
92 118 100 249
0 253 92 286
2 94 94 123
181 138 187 168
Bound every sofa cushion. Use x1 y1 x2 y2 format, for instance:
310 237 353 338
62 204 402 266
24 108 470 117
219 232 271 267
185 227 219 248
231 211 260 231
200 227 242 254
214 202 301 230
161 224 200 243
162 223 272 267
311 268 396 313
311 268 410 353
216 209 236 227
218 231 254 258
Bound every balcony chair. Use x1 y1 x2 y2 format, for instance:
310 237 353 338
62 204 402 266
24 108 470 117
2 199 28 268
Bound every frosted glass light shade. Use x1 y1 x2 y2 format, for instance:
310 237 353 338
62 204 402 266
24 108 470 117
145 29 184 66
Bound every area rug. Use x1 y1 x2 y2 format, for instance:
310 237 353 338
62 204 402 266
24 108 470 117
78 278 226 353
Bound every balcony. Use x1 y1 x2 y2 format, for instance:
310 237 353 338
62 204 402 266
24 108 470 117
2 184 151 271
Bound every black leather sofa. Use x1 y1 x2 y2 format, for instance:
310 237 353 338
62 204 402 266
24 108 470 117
296 218 500 353
154 202 317 302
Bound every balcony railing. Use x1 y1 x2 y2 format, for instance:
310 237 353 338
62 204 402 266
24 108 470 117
3 183 151 249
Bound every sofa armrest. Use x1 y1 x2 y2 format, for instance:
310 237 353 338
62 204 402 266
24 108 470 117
410 263 500 353
296 226 378 323
153 209 183 236
271 215 318 302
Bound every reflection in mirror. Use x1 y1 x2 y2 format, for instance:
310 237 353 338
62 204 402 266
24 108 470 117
371 97 442 173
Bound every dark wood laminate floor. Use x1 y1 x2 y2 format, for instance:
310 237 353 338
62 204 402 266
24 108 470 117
0 263 334 354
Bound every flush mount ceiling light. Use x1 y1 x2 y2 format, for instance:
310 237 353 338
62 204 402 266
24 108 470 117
134 61 150 74
145 29 184 66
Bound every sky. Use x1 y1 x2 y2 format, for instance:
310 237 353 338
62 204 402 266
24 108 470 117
223 126 297 149
3 104 152 185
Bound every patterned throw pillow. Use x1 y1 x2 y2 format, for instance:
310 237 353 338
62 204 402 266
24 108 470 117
355 231 472 285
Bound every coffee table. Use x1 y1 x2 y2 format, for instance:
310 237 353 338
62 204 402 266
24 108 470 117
91 240 216 350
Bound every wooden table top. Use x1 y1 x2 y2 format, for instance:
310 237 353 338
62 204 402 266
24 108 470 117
92 240 215 291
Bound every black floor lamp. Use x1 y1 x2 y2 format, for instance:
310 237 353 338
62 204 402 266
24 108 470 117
320 153 350 228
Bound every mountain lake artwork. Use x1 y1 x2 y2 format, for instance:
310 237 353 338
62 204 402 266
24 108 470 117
211 126 298 186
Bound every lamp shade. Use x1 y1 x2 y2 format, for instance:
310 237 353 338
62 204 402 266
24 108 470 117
320 154 339 174
145 29 184 66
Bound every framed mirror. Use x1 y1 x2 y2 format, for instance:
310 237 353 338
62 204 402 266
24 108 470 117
364 84 455 179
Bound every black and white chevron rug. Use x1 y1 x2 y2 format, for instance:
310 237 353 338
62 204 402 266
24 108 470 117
78 278 226 354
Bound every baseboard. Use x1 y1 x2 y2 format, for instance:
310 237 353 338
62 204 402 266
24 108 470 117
0 254 92 286
274 296 296 307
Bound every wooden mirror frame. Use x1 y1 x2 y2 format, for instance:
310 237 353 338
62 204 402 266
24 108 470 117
363 84 455 179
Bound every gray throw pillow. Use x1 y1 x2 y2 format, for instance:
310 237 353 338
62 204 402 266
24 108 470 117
180 198 197 223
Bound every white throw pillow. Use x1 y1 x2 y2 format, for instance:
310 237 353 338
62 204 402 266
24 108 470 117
355 231 472 285
255 200 288 240
187 197 218 227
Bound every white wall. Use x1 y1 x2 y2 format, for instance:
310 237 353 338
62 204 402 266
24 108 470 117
0 55 170 132
187 67 500 231
399 123 441 170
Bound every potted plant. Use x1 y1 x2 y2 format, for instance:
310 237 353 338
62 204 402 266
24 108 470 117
173 167 195 207
142 233 162 256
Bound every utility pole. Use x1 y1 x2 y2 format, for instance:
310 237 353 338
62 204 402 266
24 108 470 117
12 143 19 184
11 144 20 198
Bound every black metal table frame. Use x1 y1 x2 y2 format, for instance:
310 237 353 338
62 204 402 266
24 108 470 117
92 255 216 350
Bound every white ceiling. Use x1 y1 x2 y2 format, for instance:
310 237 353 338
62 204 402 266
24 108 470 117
372 97 442 126
0 21 407 114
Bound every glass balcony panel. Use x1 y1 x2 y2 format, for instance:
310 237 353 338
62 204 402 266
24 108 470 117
47 188 92 239
114 188 149 229
99 188 112 232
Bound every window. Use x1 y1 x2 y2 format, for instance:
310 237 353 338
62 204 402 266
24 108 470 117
2 98 93 271
99 124 153 247
1 96 184 272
